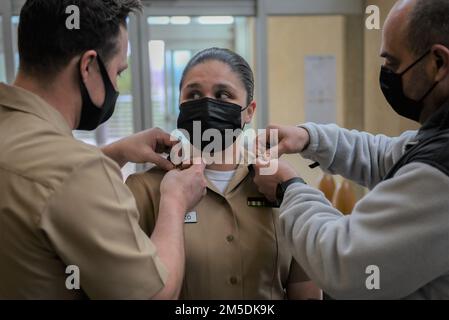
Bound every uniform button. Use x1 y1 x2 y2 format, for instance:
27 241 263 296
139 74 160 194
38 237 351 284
226 235 234 242
229 276 238 285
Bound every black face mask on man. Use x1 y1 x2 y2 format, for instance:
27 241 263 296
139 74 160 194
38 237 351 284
76 54 120 131
177 97 249 152
380 50 439 122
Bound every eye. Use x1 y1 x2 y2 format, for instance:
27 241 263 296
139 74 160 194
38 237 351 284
186 90 202 100
216 90 231 100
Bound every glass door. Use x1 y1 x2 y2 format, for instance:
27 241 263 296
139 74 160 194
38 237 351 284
146 14 255 132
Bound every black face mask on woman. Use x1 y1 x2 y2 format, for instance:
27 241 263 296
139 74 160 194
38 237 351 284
177 97 249 151
380 50 439 122
76 55 120 131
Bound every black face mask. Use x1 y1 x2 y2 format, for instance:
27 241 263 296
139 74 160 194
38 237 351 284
76 55 120 131
380 50 439 122
177 97 249 152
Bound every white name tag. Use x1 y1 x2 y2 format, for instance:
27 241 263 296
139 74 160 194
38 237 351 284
184 211 197 223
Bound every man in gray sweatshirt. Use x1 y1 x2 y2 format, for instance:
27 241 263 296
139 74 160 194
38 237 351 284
253 0 449 299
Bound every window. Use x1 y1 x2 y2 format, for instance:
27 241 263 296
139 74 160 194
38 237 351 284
0 17 6 82
149 40 192 132
11 16 19 74
147 16 255 132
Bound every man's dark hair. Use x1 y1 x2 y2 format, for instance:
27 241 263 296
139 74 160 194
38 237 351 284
179 47 255 106
408 0 449 55
18 0 142 77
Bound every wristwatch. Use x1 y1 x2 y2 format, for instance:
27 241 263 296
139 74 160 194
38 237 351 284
276 177 306 204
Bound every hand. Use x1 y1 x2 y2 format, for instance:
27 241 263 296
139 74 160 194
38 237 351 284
257 125 310 158
102 127 178 170
160 161 207 214
253 159 299 202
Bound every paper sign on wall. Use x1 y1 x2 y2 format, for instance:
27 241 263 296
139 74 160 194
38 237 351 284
304 55 337 124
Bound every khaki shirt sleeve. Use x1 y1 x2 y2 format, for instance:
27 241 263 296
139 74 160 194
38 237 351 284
125 174 157 236
288 258 310 284
41 154 167 299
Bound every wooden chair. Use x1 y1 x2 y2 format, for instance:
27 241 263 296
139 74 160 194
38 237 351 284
333 180 356 215
317 174 336 203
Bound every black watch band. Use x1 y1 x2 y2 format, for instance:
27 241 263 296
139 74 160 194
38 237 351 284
276 177 306 204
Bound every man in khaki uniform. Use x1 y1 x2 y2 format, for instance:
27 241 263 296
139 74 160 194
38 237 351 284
0 0 206 299
127 160 317 299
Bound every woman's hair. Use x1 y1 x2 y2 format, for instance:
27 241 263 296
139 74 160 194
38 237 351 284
179 47 255 105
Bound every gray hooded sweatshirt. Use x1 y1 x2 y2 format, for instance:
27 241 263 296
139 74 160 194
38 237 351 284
280 123 449 299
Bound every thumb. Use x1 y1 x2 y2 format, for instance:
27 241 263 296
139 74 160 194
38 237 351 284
255 157 269 171
191 157 206 171
150 152 175 171
266 144 283 159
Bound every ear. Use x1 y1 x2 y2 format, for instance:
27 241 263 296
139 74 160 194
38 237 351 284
431 44 449 82
79 50 98 83
243 100 257 124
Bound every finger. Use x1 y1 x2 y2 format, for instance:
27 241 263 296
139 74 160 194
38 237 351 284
180 158 205 172
266 144 283 159
265 126 284 156
255 131 269 156
156 130 179 152
191 157 206 170
255 157 271 169
155 144 172 154
179 163 192 170
151 153 175 171
258 125 277 143
256 129 281 159
264 124 280 146
181 157 193 168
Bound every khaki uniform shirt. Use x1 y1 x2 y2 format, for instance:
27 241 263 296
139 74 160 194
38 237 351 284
126 165 309 300
0 83 167 299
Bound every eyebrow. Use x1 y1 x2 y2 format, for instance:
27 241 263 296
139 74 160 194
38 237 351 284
183 82 238 92
184 83 202 90
213 83 237 91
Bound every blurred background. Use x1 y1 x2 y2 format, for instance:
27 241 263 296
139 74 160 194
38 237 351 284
0 0 415 202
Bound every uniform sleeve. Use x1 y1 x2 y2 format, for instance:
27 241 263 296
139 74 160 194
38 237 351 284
279 162 449 299
125 174 157 236
287 258 310 283
41 155 168 299
300 123 417 189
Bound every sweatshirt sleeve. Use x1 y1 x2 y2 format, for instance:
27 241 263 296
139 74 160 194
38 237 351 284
300 123 417 189
279 162 449 299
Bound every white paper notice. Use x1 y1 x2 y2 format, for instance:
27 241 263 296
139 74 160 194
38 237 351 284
304 55 337 124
